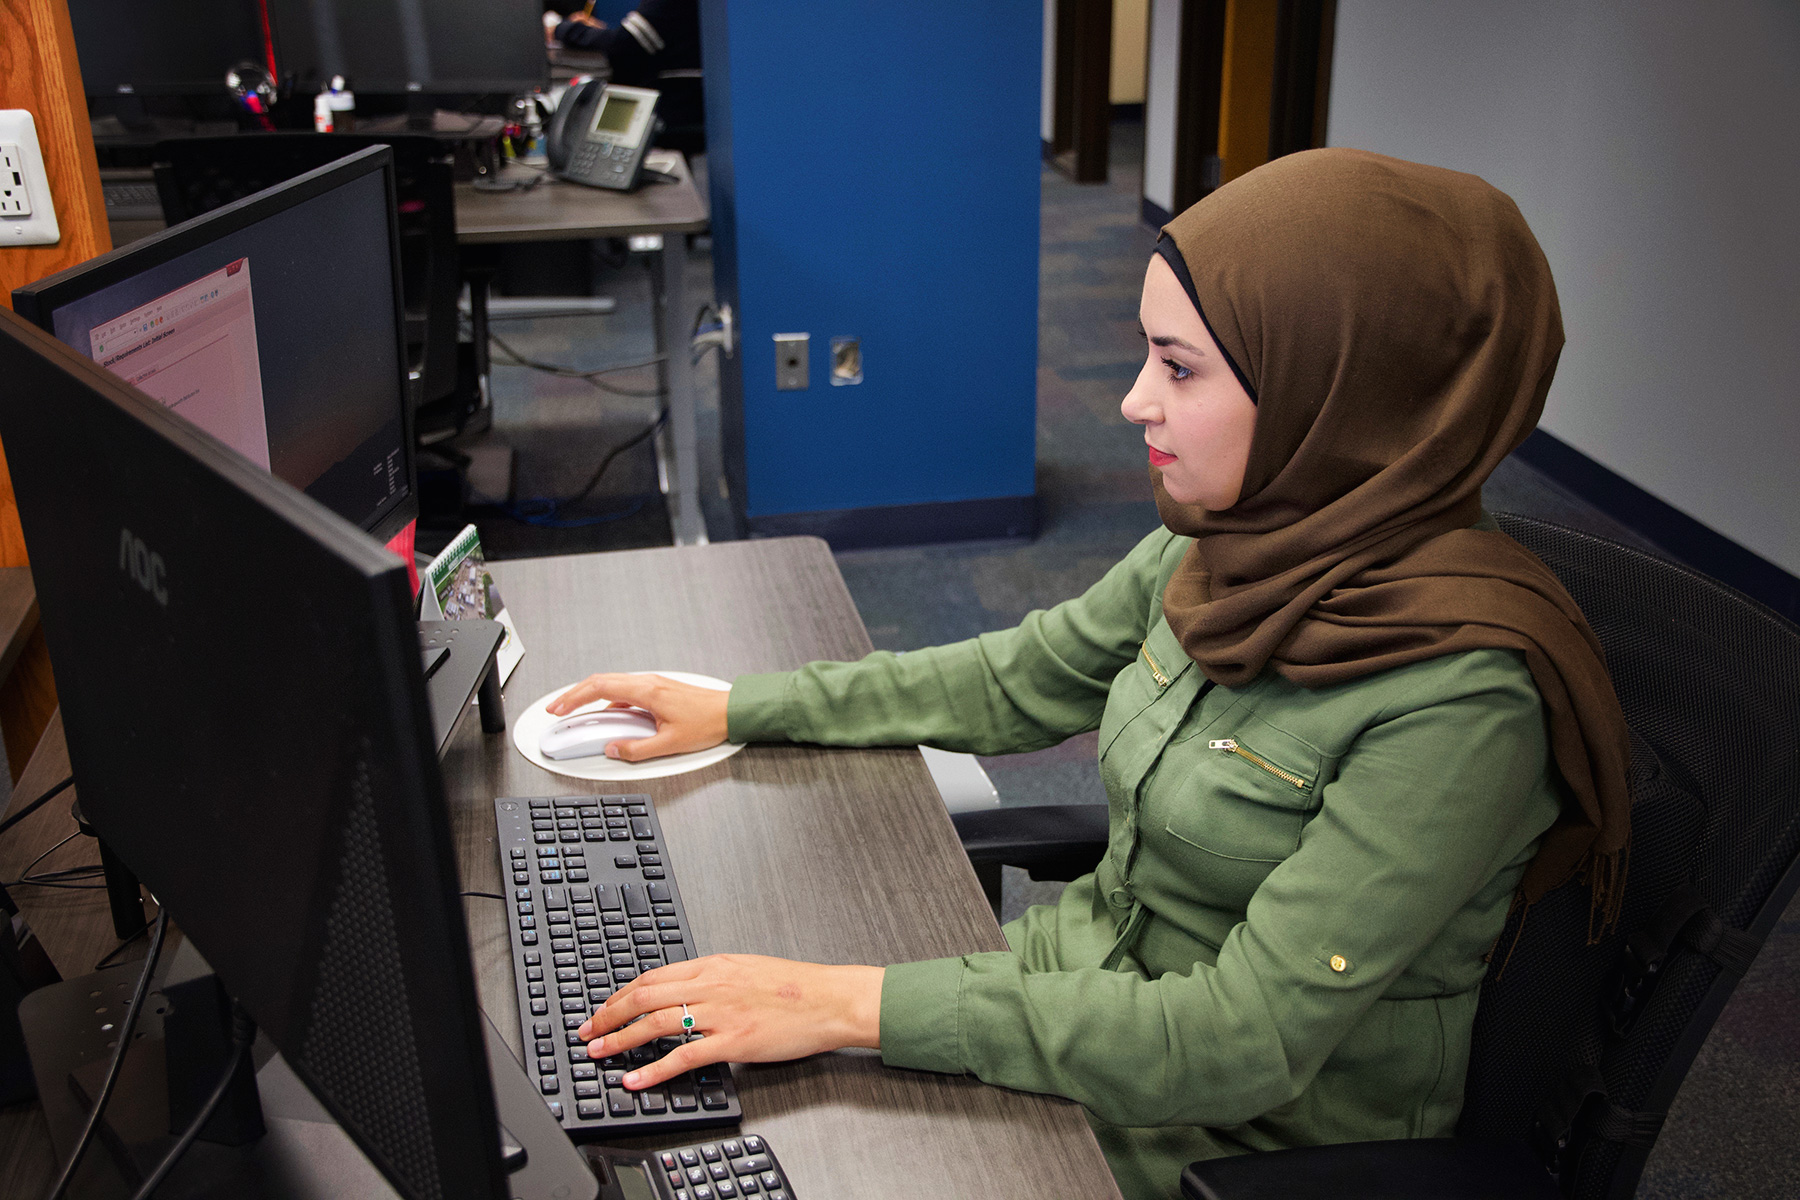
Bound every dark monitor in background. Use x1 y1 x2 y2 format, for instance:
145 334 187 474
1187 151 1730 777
0 309 594 1200
13 147 416 542
68 0 268 98
267 0 548 94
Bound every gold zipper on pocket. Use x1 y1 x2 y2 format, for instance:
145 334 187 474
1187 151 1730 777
1139 642 1170 689
1209 738 1308 790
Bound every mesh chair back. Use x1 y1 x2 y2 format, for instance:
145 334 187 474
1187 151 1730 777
1454 514 1800 1199
153 134 461 407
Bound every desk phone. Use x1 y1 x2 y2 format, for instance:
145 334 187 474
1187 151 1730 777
549 81 660 191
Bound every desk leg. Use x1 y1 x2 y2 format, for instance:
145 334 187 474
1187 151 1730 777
656 236 707 545
467 267 496 435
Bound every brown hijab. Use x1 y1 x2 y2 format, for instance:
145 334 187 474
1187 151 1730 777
1154 148 1630 930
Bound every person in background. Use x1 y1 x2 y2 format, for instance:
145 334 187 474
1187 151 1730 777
547 0 703 135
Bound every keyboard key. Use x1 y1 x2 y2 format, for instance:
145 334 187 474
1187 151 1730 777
687 1167 709 1186
643 867 666 880
638 1089 668 1114
609 830 631 841
529 983 547 998
533 1021 551 1038
696 1064 723 1084
717 1180 737 1198
736 1156 771 1175
571 1062 597 1080
653 904 677 918
742 1137 765 1154
529 798 551 808
679 1150 701 1168
633 930 657 945
540 1076 559 1095
559 983 583 998
534 832 555 844
629 816 653 838
616 856 638 868
565 1015 586 1030
722 1140 743 1158
709 1162 730 1180
521 931 538 946
537 1057 558 1075
661 931 684 944
635 842 658 856
760 1173 781 1191
607 1090 636 1117
664 946 689 964
554 953 578 967
627 804 648 816
562 999 588 1013
647 883 673 904
622 885 649 917
614 968 638 983
530 999 548 1015
543 887 567 910
524 951 541 966
611 954 636 969
526 966 544 982
694 1185 715 1200
670 1090 698 1113
576 1099 605 1119
571 885 594 903
569 870 590 881
737 1178 759 1195
548 1100 564 1121
536 1039 555 1056
574 1081 601 1098
593 884 620 911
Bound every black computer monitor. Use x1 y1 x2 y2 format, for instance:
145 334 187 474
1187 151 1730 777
68 0 270 98
267 0 548 94
13 146 417 542
0 309 599 1199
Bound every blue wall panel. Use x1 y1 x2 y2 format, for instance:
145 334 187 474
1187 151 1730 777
702 1 1041 522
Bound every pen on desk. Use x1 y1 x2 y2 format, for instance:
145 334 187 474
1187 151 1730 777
582 0 596 14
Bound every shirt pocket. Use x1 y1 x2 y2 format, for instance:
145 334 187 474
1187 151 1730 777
1098 616 1191 760
1160 714 1322 864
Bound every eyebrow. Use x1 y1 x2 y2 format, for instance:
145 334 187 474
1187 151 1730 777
1137 327 1206 355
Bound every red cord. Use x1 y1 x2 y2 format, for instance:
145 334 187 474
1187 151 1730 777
256 0 278 77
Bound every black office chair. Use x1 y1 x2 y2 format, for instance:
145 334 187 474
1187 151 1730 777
954 513 1800 1200
152 133 467 429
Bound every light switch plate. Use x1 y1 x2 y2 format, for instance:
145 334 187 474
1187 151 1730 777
773 332 809 390
0 111 60 246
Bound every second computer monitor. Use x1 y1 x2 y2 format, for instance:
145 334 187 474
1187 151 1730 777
13 146 416 541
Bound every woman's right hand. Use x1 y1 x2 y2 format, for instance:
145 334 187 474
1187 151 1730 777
545 673 729 762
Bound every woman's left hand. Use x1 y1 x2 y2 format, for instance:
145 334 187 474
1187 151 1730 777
576 955 885 1089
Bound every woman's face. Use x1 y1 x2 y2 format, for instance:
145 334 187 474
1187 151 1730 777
1121 255 1258 510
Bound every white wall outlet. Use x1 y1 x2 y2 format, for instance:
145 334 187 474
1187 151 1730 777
0 111 61 247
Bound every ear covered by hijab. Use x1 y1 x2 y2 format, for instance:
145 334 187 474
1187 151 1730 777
1154 148 1631 932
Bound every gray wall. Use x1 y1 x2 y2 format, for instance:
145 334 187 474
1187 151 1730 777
1329 0 1800 575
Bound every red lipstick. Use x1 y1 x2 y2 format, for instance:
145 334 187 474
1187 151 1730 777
1148 446 1177 468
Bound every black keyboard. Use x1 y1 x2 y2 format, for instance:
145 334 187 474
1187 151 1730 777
495 795 741 1138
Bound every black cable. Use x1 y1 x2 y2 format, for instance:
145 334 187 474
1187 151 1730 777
554 409 667 510
469 410 666 527
94 923 150 971
484 331 667 399
125 1001 256 1200
45 907 170 1200
460 890 506 900
0 774 74 839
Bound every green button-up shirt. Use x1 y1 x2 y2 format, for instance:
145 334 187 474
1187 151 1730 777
728 526 1562 1200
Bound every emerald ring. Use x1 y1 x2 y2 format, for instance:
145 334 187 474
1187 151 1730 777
680 1003 695 1031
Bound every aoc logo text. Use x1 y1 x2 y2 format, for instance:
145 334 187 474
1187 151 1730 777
118 528 168 607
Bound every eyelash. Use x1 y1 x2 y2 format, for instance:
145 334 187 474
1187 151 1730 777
1162 357 1192 382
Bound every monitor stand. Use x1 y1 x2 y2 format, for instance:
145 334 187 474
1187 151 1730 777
18 941 597 1200
418 618 508 753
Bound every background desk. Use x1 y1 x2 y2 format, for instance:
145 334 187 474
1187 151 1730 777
455 157 711 547
0 538 1122 1200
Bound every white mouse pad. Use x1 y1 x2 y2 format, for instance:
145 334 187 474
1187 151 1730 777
512 671 746 781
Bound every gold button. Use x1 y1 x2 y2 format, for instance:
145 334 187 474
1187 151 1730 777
1329 955 1348 973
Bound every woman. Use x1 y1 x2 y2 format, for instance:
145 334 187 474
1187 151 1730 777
547 148 1631 1200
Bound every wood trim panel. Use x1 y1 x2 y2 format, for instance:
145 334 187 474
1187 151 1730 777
1217 0 1279 185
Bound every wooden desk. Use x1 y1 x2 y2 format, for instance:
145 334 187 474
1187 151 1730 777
2 539 1121 1199
456 155 710 547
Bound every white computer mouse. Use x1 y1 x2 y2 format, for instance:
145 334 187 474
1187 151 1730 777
538 707 659 760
